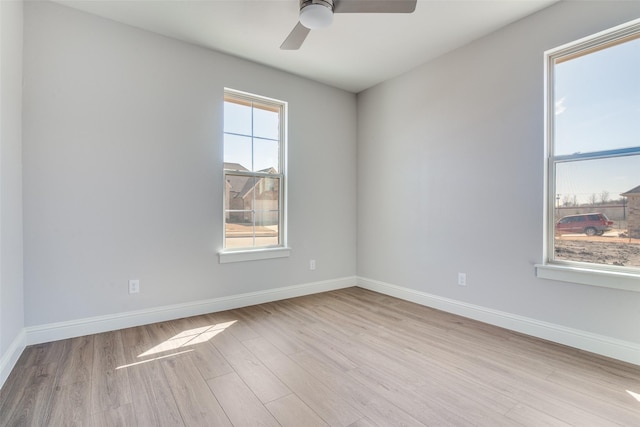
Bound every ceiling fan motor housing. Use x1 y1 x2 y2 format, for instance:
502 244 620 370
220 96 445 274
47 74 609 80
300 0 335 29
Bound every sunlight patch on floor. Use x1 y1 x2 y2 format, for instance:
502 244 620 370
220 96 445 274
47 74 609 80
627 390 640 403
137 320 237 358
116 349 194 370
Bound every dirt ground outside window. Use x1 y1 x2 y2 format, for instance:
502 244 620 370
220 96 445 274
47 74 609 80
555 229 640 267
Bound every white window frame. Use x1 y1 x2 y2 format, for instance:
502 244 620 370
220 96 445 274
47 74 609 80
535 18 640 292
219 89 290 263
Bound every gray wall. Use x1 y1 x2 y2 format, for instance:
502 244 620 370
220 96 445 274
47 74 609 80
357 1 640 343
0 0 24 373
22 1 357 326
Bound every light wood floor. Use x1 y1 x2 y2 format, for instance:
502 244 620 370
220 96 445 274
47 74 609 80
1 287 639 426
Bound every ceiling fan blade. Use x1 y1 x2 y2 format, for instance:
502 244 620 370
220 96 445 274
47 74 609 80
334 0 417 14
280 22 312 50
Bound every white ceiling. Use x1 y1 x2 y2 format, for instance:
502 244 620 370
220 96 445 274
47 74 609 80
53 0 558 93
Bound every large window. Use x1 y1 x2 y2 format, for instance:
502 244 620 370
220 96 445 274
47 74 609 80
222 90 286 256
543 19 640 284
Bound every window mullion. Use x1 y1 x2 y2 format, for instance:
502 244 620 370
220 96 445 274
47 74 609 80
555 147 640 163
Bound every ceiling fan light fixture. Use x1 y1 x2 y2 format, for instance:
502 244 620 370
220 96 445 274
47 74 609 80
299 0 334 30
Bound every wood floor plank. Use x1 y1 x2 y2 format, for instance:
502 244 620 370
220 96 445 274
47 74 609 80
119 325 153 363
290 350 426 427
210 328 291 404
2 363 58 427
548 366 640 405
241 300 359 371
160 354 231 427
168 315 235 380
137 321 187 358
346 418 379 427
207 310 261 342
24 340 71 367
265 394 329 427
347 362 474 426
207 372 280 426
92 403 137 427
188 340 235 380
91 330 132 414
450 355 624 426
244 336 364 426
119 333 185 427
327 316 522 419
0 361 38 422
55 335 94 386
233 304 308 354
43 381 91 426
0 337 71 422
505 403 573 426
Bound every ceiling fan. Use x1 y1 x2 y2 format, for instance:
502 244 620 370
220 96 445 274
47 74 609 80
281 0 417 50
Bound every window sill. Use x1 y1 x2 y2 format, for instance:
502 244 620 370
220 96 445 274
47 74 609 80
535 263 640 292
218 247 291 264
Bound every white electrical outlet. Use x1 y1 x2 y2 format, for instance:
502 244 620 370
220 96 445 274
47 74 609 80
129 279 140 294
309 259 316 270
458 273 467 286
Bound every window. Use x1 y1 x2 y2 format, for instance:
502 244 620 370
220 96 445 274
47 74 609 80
220 89 288 262
538 19 640 290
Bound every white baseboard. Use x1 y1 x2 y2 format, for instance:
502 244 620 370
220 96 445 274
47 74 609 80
357 276 640 366
25 276 356 346
0 329 26 390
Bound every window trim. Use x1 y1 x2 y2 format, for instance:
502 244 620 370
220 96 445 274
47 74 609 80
536 18 640 291
219 89 289 263
535 263 640 292
219 247 291 264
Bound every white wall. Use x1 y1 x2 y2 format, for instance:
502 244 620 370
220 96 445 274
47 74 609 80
357 1 640 344
22 1 357 327
0 0 25 385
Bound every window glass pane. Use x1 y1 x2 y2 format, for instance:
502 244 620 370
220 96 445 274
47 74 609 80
255 212 279 247
553 155 640 268
224 100 252 136
225 212 254 249
224 134 252 171
253 106 280 141
254 177 279 212
554 233 640 269
555 155 640 207
225 174 253 212
225 174 255 249
553 37 640 156
253 139 279 172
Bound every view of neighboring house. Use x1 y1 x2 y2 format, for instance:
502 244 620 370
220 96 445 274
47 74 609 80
224 163 279 225
621 184 640 239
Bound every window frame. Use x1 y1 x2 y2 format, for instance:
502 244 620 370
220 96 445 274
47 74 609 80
536 18 640 292
219 89 290 263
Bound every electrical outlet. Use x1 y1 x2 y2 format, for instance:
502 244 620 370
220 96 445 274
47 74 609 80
457 273 467 286
129 279 140 294
309 259 316 270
